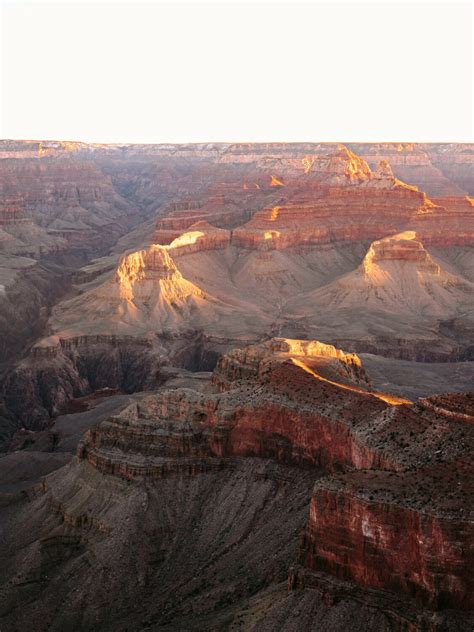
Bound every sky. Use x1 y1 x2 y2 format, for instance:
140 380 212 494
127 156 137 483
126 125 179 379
1 0 472 144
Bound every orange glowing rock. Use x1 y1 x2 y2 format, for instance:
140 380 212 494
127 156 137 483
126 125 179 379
301 156 316 174
270 175 285 187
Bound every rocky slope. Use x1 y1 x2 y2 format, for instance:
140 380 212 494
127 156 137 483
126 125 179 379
0 155 137 257
0 339 472 631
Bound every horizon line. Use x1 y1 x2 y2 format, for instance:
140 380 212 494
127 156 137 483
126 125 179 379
2 137 474 147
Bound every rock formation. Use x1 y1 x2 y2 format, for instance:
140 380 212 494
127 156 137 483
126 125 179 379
74 342 473 616
0 139 473 631
1 339 471 631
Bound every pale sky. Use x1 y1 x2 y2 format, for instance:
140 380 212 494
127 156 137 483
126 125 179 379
1 0 473 144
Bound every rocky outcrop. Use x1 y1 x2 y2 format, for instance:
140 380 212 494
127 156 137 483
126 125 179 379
232 171 431 251
212 337 370 390
349 143 473 196
287 231 474 360
71 338 473 617
0 140 473 632
1 332 473 630
153 184 275 244
167 221 231 256
2 336 165 432
419 392 474 423
74 339 395 477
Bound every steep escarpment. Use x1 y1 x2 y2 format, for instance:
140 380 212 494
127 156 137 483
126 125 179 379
0 255 72 365
414 195 474 246
349 143 473 197
232 154 431 251
300 460 473 610
0 155 137 256
1 142 472 455
0 140 473 630
77 341 473 619
76 339 400 477
2 339 471 631
1 330 224 437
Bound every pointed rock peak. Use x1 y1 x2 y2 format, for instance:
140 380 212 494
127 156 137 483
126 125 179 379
363 159 420 192
375 159 394 178
270 175 285 187
325 145 372 181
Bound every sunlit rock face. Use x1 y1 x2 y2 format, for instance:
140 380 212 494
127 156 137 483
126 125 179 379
212 337 370 392
57 243 211 336
152 181 280 244
115 244 202 302
413 195 474 246
232 152 433 251
167 221 231 256
308 231 473 317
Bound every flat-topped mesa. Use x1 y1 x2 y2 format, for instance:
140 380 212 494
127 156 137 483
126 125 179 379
167 221 231 256
307 231 473 317
113 244 204 303
212 337 370 391
363 231 440 274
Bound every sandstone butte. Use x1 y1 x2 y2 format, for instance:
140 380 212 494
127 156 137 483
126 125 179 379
0 140 473 632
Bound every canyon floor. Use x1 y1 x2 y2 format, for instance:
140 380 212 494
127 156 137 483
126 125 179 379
0 140 472 631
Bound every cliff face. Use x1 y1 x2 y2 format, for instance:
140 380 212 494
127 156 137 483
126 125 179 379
301 462 474 610
1 142 472 452
68 339 474 618
0 156 137 256
231 152 432 252
348 143 474 196
1 336 473 630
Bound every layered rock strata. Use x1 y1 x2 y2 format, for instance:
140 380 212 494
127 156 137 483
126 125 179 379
72 339 473 617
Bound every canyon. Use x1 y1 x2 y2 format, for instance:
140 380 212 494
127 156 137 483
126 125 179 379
0 140 472 631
